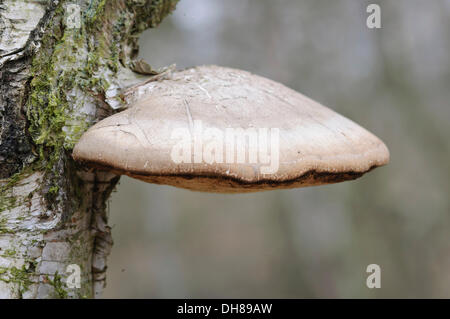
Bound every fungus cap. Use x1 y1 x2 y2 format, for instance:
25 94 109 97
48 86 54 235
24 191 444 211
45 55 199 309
73 65 389 193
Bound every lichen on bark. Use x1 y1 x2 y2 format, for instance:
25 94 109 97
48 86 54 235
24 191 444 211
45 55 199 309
0 0 178 298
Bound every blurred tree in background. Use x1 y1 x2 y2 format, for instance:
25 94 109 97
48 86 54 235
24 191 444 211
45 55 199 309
104 0 450 298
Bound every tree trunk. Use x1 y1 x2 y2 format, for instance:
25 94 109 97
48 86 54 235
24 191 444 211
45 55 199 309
0 0 178 298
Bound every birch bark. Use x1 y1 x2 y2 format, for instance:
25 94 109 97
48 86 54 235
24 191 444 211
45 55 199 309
0 0 178 298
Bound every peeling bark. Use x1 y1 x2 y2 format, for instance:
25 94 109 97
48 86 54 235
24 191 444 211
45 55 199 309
0 0 178 298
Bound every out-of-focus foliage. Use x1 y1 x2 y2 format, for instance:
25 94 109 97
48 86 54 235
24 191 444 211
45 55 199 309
103 0 450 298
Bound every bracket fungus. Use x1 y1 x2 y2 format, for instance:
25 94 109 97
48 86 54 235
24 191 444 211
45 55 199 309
72 65 389 193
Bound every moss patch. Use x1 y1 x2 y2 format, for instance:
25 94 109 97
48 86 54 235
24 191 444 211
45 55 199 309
46 272 68 299
0 265 34 297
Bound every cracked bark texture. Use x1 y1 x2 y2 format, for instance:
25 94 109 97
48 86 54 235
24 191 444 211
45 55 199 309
0 0 178 298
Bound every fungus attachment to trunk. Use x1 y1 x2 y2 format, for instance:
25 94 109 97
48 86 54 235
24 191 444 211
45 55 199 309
72 65 389 193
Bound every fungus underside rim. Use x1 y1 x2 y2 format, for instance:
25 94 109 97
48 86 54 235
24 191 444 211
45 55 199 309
74 159 380 188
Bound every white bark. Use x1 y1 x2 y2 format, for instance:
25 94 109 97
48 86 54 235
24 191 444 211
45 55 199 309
0 170 118 298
